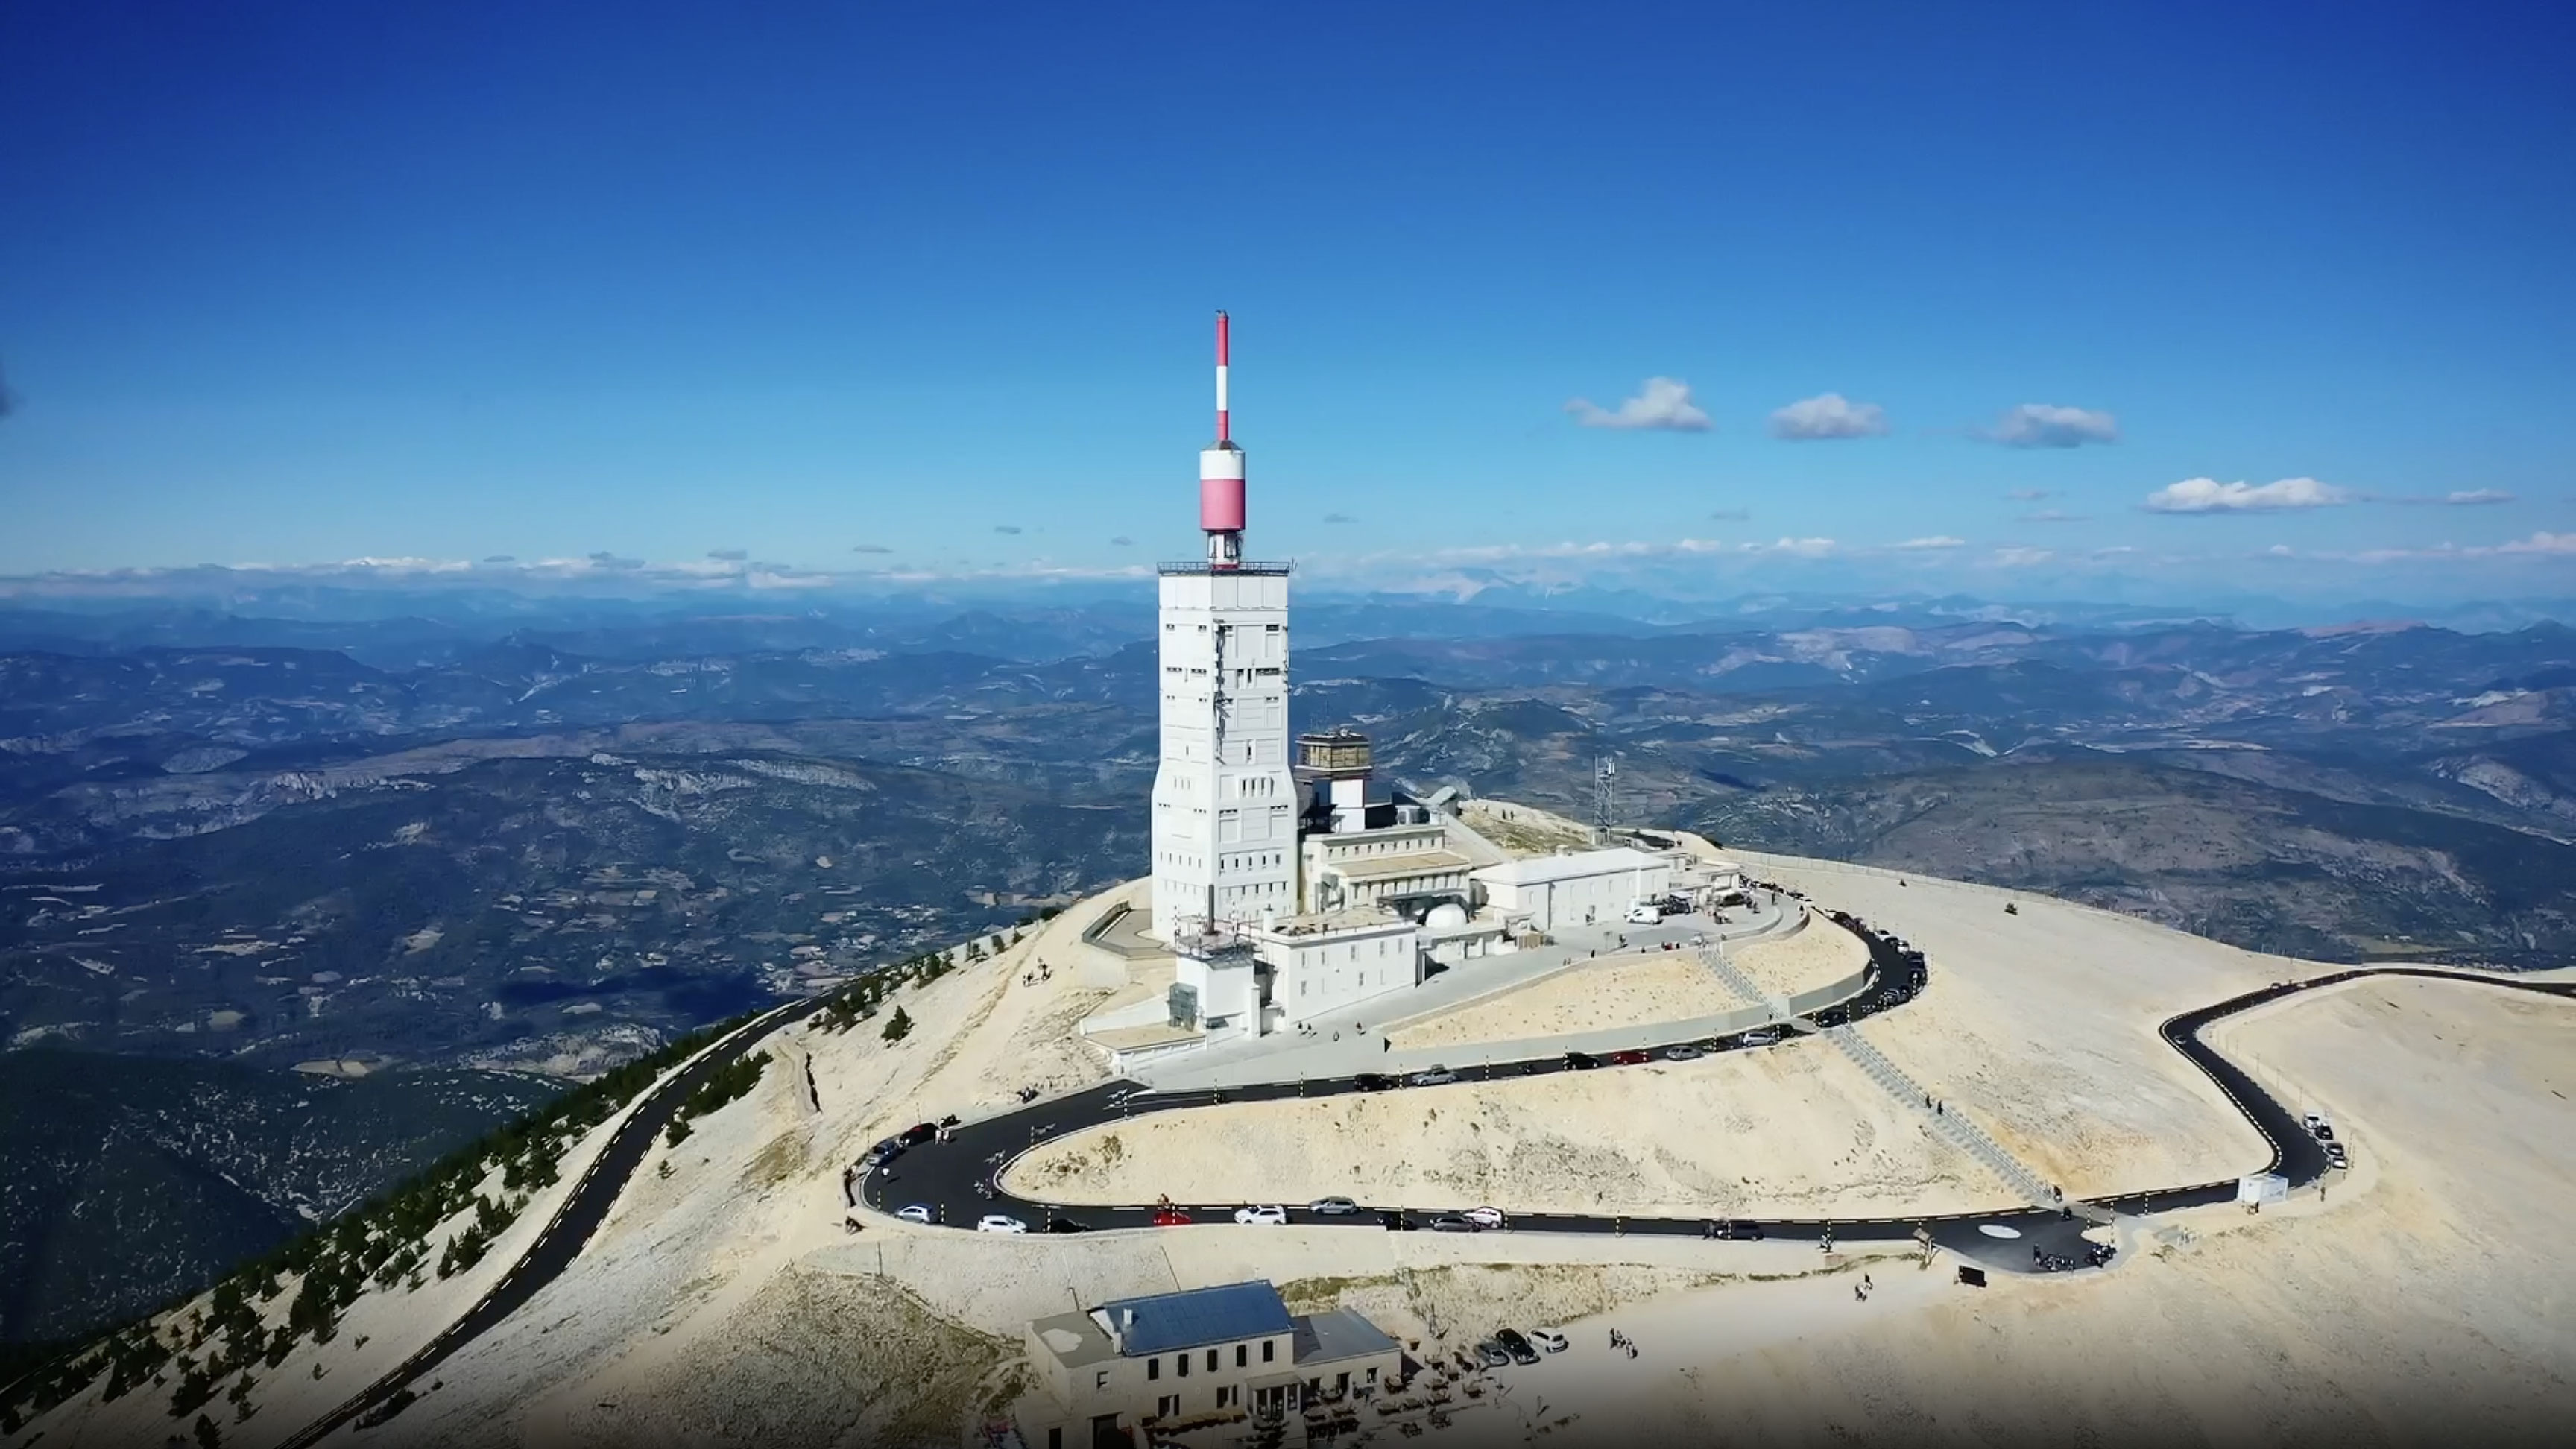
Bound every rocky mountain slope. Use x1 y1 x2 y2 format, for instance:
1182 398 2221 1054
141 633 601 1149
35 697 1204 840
0 1052 555 1343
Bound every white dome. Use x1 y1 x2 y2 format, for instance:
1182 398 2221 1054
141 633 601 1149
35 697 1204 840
1425 903 1470 929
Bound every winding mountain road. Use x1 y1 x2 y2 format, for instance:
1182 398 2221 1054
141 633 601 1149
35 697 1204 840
277 995 830 1448
287 921 2573 1444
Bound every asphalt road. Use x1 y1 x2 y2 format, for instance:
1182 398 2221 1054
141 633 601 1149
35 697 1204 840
863 934 2576 1275
292 924 2575 1442
865 923 2124 1264
279 994 829 1448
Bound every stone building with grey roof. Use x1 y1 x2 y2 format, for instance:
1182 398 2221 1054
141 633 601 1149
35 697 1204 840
1018 1279 1401 1448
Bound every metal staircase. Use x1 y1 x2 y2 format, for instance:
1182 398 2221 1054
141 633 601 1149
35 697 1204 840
1826 1023 2105 1219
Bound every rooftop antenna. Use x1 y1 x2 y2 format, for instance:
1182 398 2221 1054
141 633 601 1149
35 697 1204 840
1199 311 1246 569
1594 755 1618 842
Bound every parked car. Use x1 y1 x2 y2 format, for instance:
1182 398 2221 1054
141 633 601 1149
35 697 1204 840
975 1215 1029 1234
1705 1219 1764 1240
1562 1051 1603 1070
1354 1073 1398 1092
1530 1328 1568 1354
1610 1049 1651 1066
1474 1341 1512 1368
1662 1044 1703 1061
1151 1206 1193 1227
1043 1216 1090 1233
2326 1143 2349 1167
1380 1210 1418 1231
1624 903 1661 926
863 1138 904 1168
1739 1030 1779 1046
1310 1196 1361 1216
1494 1328 1540 1365
1234 1205 1289 1225
894 1203 935 1225
901 1122 939 1146
1462 1205 1506 1229
1409 1065 1461 1087
1427 1214 1480 1233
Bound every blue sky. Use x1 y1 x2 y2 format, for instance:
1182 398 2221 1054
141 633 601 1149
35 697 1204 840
2 0 2571 605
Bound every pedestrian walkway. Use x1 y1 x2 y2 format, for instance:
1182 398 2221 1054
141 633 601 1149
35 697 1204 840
1825 1023 2106 1219
1136 903 1798 1090
1699 941 1790 1017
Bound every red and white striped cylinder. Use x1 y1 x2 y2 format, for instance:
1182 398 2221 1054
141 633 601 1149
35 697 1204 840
1199 310 1246 536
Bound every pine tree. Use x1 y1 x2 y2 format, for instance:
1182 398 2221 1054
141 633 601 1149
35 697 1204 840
882 1006 913 1043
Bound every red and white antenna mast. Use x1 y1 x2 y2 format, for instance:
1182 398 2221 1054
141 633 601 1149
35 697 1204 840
1199 310 1246 568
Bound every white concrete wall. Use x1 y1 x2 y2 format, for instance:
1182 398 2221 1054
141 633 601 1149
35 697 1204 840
1260 922 1420 1027
1151 570 1296 938
1481 859 1673 930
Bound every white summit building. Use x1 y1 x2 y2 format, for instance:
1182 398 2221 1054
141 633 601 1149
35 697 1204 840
1148 564 1295 938
1149 312 1297 941
1096 314 1715 1057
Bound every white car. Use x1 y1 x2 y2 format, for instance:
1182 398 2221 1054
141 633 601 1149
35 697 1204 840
1531 1328 1568 1354
1462 1205 1506 1229
1234 1205 1290 1225
894 1203 935 1225
975 1214 1029 1234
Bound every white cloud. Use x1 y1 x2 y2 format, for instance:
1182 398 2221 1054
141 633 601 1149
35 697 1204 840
2498 531 2576 555
1989 547 2056 567
1893 536 1966 550
2020 509 2090 523
1748 537 1838 558
1985 404 2118 449
2432 488 2515 505
1767 393 1889 441
2143 476 2351 514
1565 376 1713 431
1418 537 1734 565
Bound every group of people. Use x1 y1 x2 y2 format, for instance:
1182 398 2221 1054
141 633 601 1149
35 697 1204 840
1607 1328 1638 1359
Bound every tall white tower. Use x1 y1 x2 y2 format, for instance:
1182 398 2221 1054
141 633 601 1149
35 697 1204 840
1150 312 1297 941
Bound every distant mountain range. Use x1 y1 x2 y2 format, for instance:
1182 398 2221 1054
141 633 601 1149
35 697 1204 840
4 599 2572 1345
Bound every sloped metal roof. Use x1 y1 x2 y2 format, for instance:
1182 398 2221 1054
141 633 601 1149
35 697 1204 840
1100 1281 1294 1357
